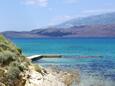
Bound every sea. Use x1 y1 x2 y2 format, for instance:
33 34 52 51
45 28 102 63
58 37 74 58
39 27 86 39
11 38 115 86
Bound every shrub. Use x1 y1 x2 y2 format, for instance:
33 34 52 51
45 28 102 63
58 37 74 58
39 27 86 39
9 61 28 72
0 68 5 77
0 53 4 64
0 35 8 44
20 55 31 65
4 65 21 86
7 66 21 80
33 64 43 74
4 61 30 86
0 35 21 55
19 63 27 71
0 43 9 50
0 35 33 86
17 48 22 54
0 51 17 65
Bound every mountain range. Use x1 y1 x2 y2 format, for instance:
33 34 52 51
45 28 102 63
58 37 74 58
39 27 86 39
1 12 115 38
56 12 115 28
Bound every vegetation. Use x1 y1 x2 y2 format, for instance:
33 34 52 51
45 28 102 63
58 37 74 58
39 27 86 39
0 34 45 86
0 51 17 65
33 63 47 75
17 48 22 54
0 34 31 86
33 64 42 73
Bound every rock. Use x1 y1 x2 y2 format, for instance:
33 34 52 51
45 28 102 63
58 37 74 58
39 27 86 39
60 73 74 86
24 69 66 86
0 82 5 86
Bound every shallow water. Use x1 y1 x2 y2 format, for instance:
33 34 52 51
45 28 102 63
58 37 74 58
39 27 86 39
12 38 115 86
35 56 115 80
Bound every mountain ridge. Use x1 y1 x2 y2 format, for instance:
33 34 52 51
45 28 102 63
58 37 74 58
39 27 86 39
1 24 115 38
56 12 115 28
1 12 115 38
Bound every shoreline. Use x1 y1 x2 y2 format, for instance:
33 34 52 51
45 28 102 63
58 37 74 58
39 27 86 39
32 55 115 86
23 65 78 86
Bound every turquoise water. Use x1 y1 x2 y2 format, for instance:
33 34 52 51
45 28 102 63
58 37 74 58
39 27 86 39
12 38 115 85
12 38 115 56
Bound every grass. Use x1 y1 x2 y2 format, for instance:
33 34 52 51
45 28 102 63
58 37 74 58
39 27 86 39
0 35 21 55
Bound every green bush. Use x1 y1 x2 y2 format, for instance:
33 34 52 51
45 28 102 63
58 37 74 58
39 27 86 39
0 35 21 55
9 61 28 72
1 61 30 86
7 66 21 80
17 48 22 54
0 35 9 44
0 51 17 65
0 35 33 86
4 65 21 86
0 43 9 50
0 68 5 77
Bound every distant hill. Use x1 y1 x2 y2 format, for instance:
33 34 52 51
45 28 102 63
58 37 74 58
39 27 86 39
2 24 115 38
2 31 47 38
56 12 115 28
1 12 115 38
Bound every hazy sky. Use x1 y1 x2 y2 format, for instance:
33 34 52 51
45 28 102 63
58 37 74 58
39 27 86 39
0 0 115 31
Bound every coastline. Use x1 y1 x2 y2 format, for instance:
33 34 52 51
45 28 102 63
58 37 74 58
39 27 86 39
1 35 114 86
22 65 77 86
0 35 77 86
33 55 115 86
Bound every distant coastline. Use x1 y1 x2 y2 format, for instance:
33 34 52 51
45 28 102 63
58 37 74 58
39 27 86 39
1 12 115 39
1 24 115 38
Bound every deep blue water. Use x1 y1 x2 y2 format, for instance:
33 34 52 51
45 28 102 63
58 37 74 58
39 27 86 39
11 38 115 83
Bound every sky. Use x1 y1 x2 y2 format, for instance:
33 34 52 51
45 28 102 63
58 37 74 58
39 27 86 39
0 0 115 31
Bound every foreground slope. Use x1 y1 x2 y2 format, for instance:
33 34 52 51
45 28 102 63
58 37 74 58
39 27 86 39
0 35 31 86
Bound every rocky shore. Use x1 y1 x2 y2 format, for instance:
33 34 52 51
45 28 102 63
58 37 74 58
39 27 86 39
0 35 78 86
20 65 78 86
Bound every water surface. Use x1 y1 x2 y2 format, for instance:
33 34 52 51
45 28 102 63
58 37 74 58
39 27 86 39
12 38 115 86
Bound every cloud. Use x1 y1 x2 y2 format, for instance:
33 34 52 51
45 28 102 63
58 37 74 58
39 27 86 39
82 9 115 15
24 0 48 7
48 15 74 26
55 15 73 20
64 0 78 4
